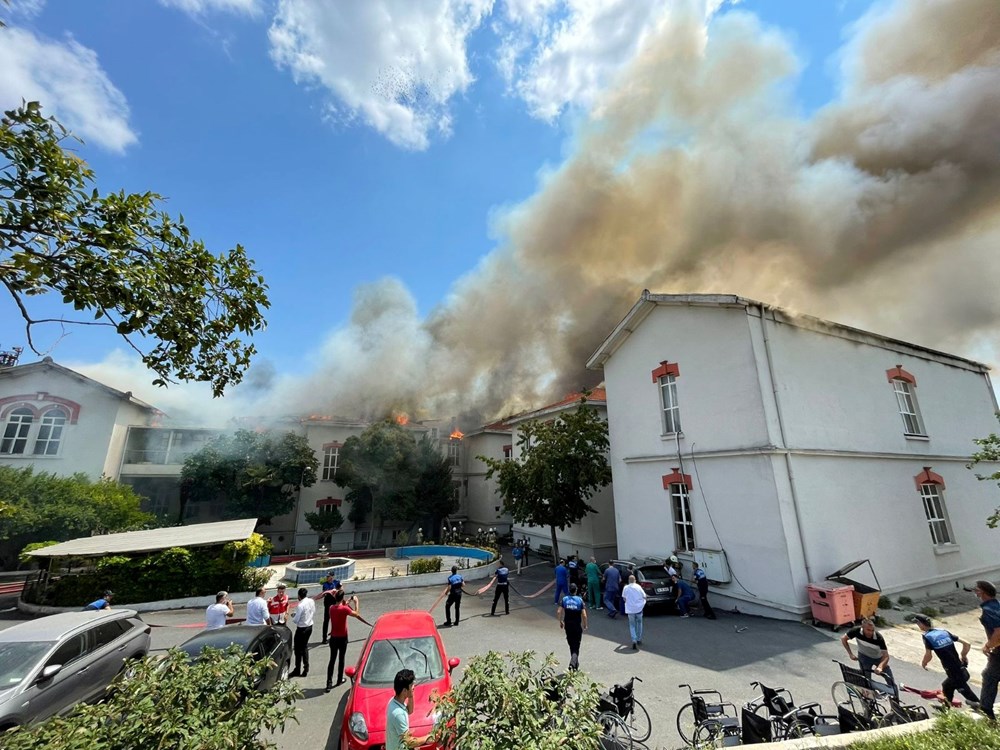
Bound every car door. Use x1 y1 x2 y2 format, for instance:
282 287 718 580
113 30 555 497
27 632 89 722
257 631 286 691
88 619 129 691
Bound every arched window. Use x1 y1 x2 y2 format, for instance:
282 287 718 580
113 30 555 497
1 407 34 454
662 468 694 552
915 467 953 546
652 361 682 435
887 365 925 436
33 407 68 456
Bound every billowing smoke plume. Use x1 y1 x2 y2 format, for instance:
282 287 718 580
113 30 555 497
80 0 1000 425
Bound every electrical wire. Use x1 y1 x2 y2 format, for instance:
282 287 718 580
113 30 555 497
689 442 758 598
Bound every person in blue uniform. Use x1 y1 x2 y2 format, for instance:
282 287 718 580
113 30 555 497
444 565 470 626
553 559 570 604
490 559 510 616
557 583 588 671
672 575 696 617
602 563 621 618
915 614 980 708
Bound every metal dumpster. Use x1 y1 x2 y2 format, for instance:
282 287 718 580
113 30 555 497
827 560 881 621
807 580 855 631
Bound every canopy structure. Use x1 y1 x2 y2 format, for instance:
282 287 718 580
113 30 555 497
28 518 258 559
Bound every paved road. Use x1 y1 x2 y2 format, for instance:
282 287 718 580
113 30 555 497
0 568 941 750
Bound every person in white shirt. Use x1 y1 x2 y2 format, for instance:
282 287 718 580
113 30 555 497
245 587 269 626
622 575 648 650
290 587 316 677
206 591 234 630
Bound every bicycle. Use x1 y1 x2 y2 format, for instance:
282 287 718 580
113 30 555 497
675 684 740 747
831 660 928 730
597 676 651 744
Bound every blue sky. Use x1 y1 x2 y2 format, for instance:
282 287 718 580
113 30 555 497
3 0 996 421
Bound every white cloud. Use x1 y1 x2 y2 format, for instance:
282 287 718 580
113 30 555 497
158 0 262 17
5 0 46 18
0 27 136 152
268 0 493 150
497 0 690 120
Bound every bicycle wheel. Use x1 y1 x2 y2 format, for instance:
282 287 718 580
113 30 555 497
598 711 634 750
624 698 652 743
676 702 697 746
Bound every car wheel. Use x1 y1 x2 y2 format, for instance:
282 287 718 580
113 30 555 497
279 659 290 681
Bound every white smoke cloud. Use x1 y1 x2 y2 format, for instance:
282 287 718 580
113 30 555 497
68 0 1000 426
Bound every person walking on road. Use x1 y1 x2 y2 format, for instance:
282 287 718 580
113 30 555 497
554 559 570 604
512 542 524 575
585 557 602 610
694 563 716 620
326 590 371 692
491 559 511 616
672 575 696 618
290 587 315 677
557 583 588 671
321 574 339 644
206 591 234 630
841 618 898 697
975 580 1000 720
914 614 980 708
603 563 621 618
444 566 472 627
245 587 269 626
622 574 647 649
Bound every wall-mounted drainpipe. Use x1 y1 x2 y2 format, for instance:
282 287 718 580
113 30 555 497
758 306 814 584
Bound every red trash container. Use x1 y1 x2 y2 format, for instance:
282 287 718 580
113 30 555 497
806 580 855 631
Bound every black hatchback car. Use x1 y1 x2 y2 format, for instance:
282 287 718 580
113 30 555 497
177 625 292 693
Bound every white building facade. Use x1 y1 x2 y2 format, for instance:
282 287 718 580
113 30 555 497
588 293 1000 619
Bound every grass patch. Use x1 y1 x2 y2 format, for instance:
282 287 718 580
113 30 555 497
898 596 914 606
848 712 1000 749
921 606 940 618
878 595 893 610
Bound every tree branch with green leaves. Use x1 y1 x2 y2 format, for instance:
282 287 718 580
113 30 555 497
0 101 269 396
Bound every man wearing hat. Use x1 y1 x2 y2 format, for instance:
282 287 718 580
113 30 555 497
268 583 290 625
915 613 980 708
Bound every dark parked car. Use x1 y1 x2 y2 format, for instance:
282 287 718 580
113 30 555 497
602 560 677 612
176 624 292 693
0 609 151 731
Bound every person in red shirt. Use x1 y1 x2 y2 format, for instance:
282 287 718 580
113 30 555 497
267 583 290 625
326 590 371 692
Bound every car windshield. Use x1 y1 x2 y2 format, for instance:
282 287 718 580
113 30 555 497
0 642 55 688
360 636 444 686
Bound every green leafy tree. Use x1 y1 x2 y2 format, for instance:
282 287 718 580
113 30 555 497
305 505 345 536
480 396 611 563
1 647 300 750
969 421 1000 528
336 421 456 548
430 651 602 750
414 435 459 535
181 429 318 525
0 102 269 396
0 466 154 568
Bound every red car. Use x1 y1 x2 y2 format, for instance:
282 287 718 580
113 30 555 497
340 610 460 750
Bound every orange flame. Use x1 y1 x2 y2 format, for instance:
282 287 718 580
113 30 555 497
395 413 410 426
450 428 464 440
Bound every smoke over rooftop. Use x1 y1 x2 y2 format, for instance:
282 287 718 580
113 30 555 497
78 0 1000 425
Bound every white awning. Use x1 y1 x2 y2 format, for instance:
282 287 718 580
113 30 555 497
29 518 258 558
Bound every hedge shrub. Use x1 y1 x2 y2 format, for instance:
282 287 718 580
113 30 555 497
409 556 443 575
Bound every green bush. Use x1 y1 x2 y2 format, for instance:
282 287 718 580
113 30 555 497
847 711 1000 749
921 606 940 618
878 595 893 609
409 556 443 575
30 533 275 606
898 595 914 606
430 651 603 750
1 646 300 750
17 540 58 565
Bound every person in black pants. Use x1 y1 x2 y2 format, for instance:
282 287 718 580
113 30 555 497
557 584 588 671
290 587 315 677
694 562 716 620
490 560 510 616
320 574 339 644
916 614 981 707
444 566 471 626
